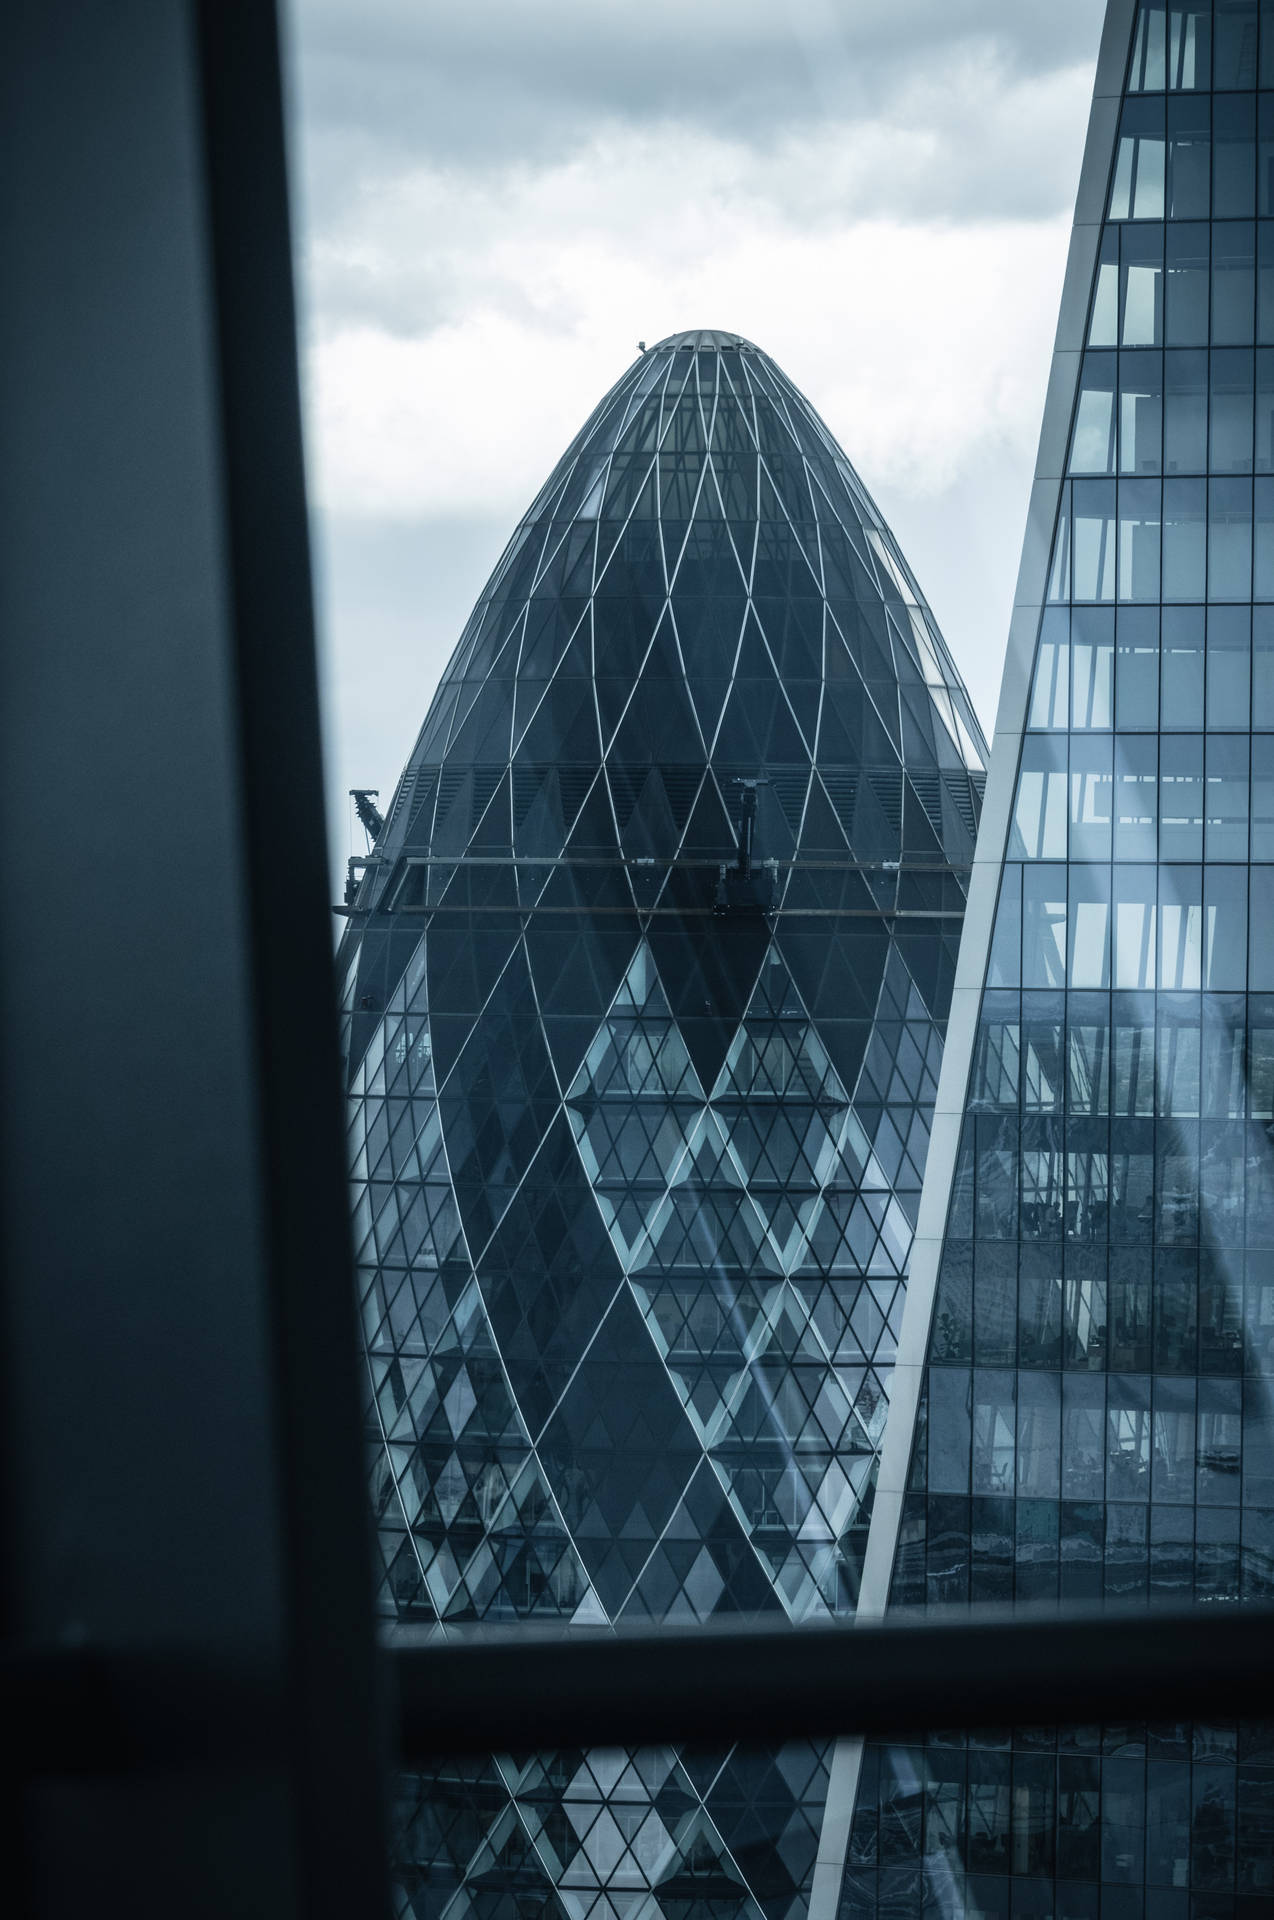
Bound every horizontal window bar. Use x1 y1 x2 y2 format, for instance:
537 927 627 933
389 1602 1274 1758
12 1603 1271 1773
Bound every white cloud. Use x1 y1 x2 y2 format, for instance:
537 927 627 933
286 0 1104 829
291 0 1105 183
302 117 1074 528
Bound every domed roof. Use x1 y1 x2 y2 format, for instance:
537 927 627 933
649 328 757 351
370 330 986 905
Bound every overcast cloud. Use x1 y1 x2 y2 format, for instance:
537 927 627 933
284 0 1106 874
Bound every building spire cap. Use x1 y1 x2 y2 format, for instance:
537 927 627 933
650 329 756 351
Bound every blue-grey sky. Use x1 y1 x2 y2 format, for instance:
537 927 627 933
284 0 1107 873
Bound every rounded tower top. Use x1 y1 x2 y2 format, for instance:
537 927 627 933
362 328 989 900
649 328 756 351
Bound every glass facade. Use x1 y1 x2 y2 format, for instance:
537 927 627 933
842 6 1274 1916
334 329 986 1917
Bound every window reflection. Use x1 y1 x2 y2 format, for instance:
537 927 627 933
1128 3 1213 94
1159 733 1204 855
1131 2 1168 93
1022 992 1065 1114
1163 475 1207 594
1208 473 1253 596
1166 222 1211 343
1204 733 1250 854
1254 470 1274 589
1212 221 1257 343
1204 863 1249 986
1119 477 1163 598
1160 864 1205 986
1206 604 1251 724
1114 864 1159 982
1203 993 1247 1115
1091 228 1120 348
1256 345 1274 465
1122 351 1164 475
1029 609 1069 728
1210 345 1255 466
1213 92 1256 216
1123 225 1167 345
1112 101 1168 220
1252 735 1274 852
1012 737 1068 859
1214 0 1260 91
1117 605 1161 724
1263 93 1274 217
1161 607 1206 723
1074 479 1118 600
1072 608 1115 723
1116 739 1161 863
1072 354 1118 473
987 864 1023 989
971 993 1019 1113
1071 737 1115 860
1069 867 1113 989
1256 606 1274 720
1169 92 1212 215
1113 993 1158 1116
1022 866 1068 988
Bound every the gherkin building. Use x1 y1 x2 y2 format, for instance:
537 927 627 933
335 329 987 1920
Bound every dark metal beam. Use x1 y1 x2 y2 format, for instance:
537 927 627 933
10 1605 1272 1774
389 1604 1274 1758
193 2 391 1907
0 2 388 1911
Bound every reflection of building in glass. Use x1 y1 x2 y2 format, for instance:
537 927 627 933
335 329 986 1916
840 4 1274 1914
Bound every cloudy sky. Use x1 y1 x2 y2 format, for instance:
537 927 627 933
284 0 1107 873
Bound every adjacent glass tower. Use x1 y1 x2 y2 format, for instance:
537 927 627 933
841 4 1274 1915
335 330 986 1917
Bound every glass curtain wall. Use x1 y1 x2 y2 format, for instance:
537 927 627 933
335 331 987 1920
843 6 1274 1918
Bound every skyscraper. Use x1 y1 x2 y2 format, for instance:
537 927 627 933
335 330 986 1917
837 4 1274 1914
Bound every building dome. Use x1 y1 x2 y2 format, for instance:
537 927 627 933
650 328 758 350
